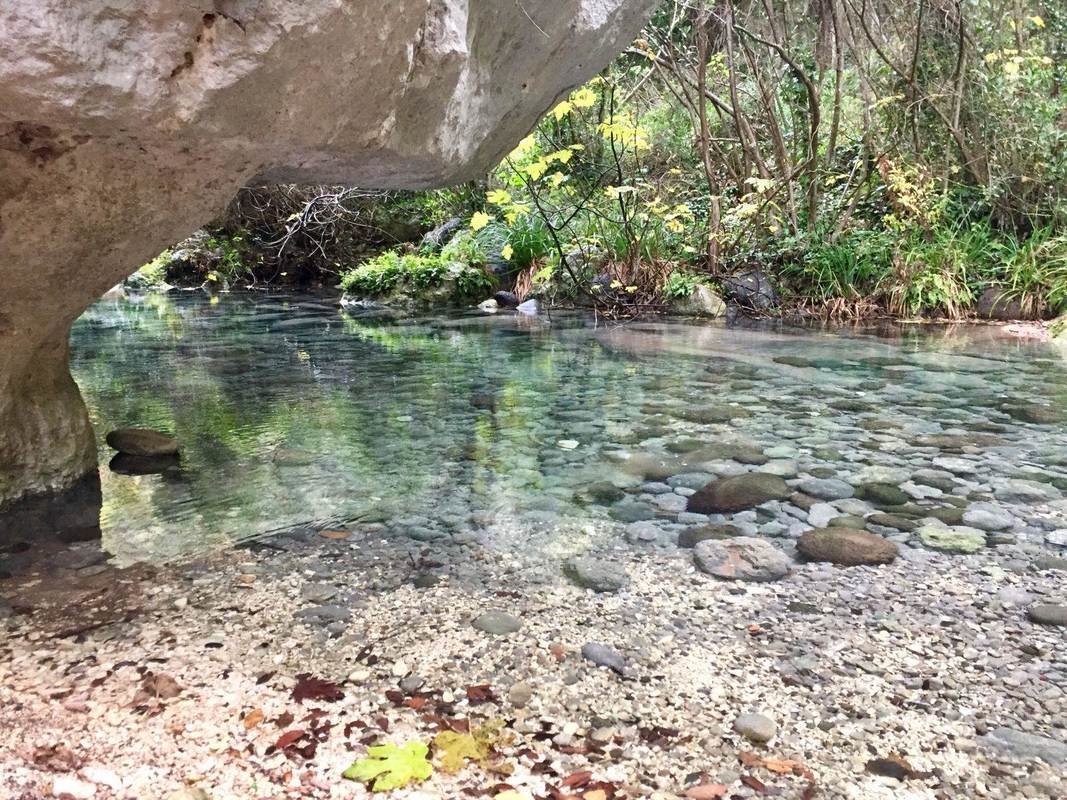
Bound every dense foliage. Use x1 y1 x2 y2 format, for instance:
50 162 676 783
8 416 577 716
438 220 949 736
146 0 1066 319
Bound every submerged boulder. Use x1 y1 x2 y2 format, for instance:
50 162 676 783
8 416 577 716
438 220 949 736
797 528 898 566
693 537 791 582
105 428 179 457
687 473 791 514
0 0 655 507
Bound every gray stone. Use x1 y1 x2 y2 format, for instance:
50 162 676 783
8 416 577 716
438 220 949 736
295 604 351 625
693 537 791 582
807 502 839 528
581 642 628 676
796 478 854 500
1028 603 1067 627
734 713 777 744
917 522 986 554
472 610 522 635
962 503 1015 532
678 523 741 548
564 557 629 593
669 284 726 318
300 583 338 603
508 682 533 707
980 727 1067 767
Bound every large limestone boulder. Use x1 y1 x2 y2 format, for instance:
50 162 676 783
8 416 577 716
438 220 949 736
0 0 654 507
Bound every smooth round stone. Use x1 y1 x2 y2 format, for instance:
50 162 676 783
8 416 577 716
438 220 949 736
693 537 791 582
797 528 898 565
105 427 179 456
734 713 777 744
679 523 741 548
850 466 911 485
917 523 986 554
563 557 630 593
687 473 791 513
1028 603 1067 627
963 503 1015 532
472 610 522 635
795 478 854 500
856 483 909 507
1046 530 1067 547
807 503 838 528
932 455 981 475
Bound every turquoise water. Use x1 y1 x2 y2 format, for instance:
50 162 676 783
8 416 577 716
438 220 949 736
71 292 1067 563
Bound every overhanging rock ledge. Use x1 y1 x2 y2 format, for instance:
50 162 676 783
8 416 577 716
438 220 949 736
0 0 655 508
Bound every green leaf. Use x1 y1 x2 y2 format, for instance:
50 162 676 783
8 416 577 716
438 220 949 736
342 741 433 791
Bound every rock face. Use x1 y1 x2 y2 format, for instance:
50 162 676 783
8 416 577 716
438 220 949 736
0 0 655 507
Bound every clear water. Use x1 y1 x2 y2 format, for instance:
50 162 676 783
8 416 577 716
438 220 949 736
71 292 1067 564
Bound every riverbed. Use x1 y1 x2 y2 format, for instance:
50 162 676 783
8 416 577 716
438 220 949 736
1 291 1065 799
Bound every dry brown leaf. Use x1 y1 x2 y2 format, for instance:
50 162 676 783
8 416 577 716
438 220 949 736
243 708 265 730
684 784 728 800
319 529 351 539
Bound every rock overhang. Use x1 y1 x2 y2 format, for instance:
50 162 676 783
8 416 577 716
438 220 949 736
0 0 656 508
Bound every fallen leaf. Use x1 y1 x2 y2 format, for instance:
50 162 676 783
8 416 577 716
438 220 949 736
561 770 592 788
275 729 305 750
865 756 934 781
342 741 433 791
142 672 182 699
684 784 728 800
31 744 81 772
319 529 350 540
433 719 506 773
292 673 344 704
243 708 265 730
584 791 607 800
740 774 766 792
466 684 497 704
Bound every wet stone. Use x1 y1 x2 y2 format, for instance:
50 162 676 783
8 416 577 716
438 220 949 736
563 557 629 593
472 610 522 635
581 642 628 676
734 713 777 744
693 537 791 582
1028 603 1067 627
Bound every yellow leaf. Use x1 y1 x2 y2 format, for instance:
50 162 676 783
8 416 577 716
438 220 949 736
487 189 512 205
1029 15 1045 27
501 244 514 260
551 100 573 121
549 171 567 187
570 87 597 108
470 211 491 231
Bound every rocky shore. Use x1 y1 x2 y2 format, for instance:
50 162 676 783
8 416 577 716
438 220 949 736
1 500 1064 799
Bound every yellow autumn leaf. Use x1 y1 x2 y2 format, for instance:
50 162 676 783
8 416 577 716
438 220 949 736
571 87 597 108
549 171 567 187
486 189 512 205
470 212 490 231
501 244 514 260
551 100 573 121
1029 15 1045 28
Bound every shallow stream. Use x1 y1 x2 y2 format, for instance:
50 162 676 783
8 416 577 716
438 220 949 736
70 291 1067 565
